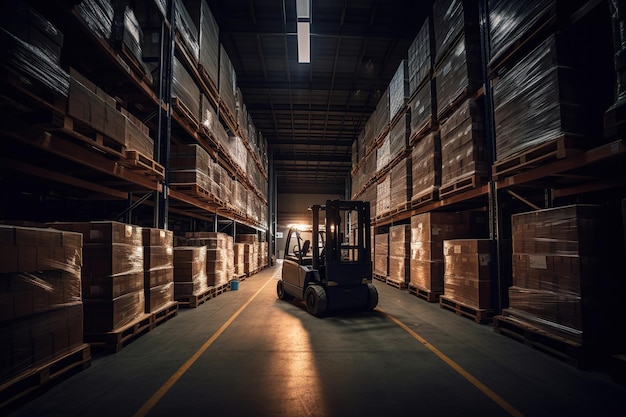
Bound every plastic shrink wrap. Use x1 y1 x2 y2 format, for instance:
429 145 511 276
1 225 84 384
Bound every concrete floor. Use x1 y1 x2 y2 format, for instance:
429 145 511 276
7 262 626 417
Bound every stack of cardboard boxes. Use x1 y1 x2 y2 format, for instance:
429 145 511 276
0 225 85 384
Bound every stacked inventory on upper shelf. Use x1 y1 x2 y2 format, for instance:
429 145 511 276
352 0 621 227
352 0 486 220
0 0 269 232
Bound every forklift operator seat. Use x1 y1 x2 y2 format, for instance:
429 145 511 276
301 240 311 256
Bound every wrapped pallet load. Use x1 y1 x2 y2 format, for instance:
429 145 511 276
173 245 208 301
411 131 441 203
442 239 494 311
408 16 435 97
433 0 481 119
142 228 175 314
236 234 258 276
388 224 411 287
373 233 389 280
0 1 70 104
0 225 87 386
50 221 147 333
410 211 488 300
499 205 621 348
186 232 235 288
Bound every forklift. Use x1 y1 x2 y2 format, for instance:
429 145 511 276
277 200 378 316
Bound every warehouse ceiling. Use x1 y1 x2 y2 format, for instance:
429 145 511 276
205 0 434 195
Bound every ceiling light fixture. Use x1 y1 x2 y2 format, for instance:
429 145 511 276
296 0 310 63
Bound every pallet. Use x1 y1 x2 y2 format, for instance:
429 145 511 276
375 202 410 223
492 136 586 181
114 40 153 86
493 314 595 369
439 174 488 199
409 118 438 146
212 282 231 297
169 182 223 207
439 295 494 324
408 283 440 302
174 31 199 71
410 187 439 208
172 96 199 130
218 100 238 135
176 287 213 308
46 115 126 158
373 274 388 283
84 313 152 353
386 278 408 290
436 84 483 123
121 150 165 180
149 301 179 329
0 343 91 413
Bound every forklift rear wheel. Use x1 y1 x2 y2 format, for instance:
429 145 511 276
366 283 378 310
277 280 294 301
305 285 327 317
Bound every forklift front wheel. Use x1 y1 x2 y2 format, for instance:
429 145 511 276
305 285 327 317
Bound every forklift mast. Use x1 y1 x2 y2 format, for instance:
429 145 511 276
311 200 372 285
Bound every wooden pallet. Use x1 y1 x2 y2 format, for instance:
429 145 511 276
172 97 199 130
46 115 126 158
493 314 595 369
149 301 179 329
407 283 440 303
439 295 494 324
170 182 220 205
115 40 153 86
176 287 213 308
174 31 199 71
436 84 483 123
84 313 152 353
410 187 439 208
212 282 231 297
409 117 438 146
439 174 488 199
121 150 165 180
386 278 408 290
0 343 91 413
492 136 586 181
218 100 238 135
373 274 388 283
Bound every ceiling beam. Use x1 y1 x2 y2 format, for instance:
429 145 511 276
269 138 353 146
272 153 350 162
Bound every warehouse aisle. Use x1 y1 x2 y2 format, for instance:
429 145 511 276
7 263 626 417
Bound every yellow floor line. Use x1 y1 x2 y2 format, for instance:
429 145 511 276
378 308 526 417
133 273 277 417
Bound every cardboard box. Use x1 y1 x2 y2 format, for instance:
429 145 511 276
443 239 493 309
141 228 173 247
146 282 174 313
83 290 145 332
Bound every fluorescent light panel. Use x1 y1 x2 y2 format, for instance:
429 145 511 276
296 0 310 19
297 21 310 63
